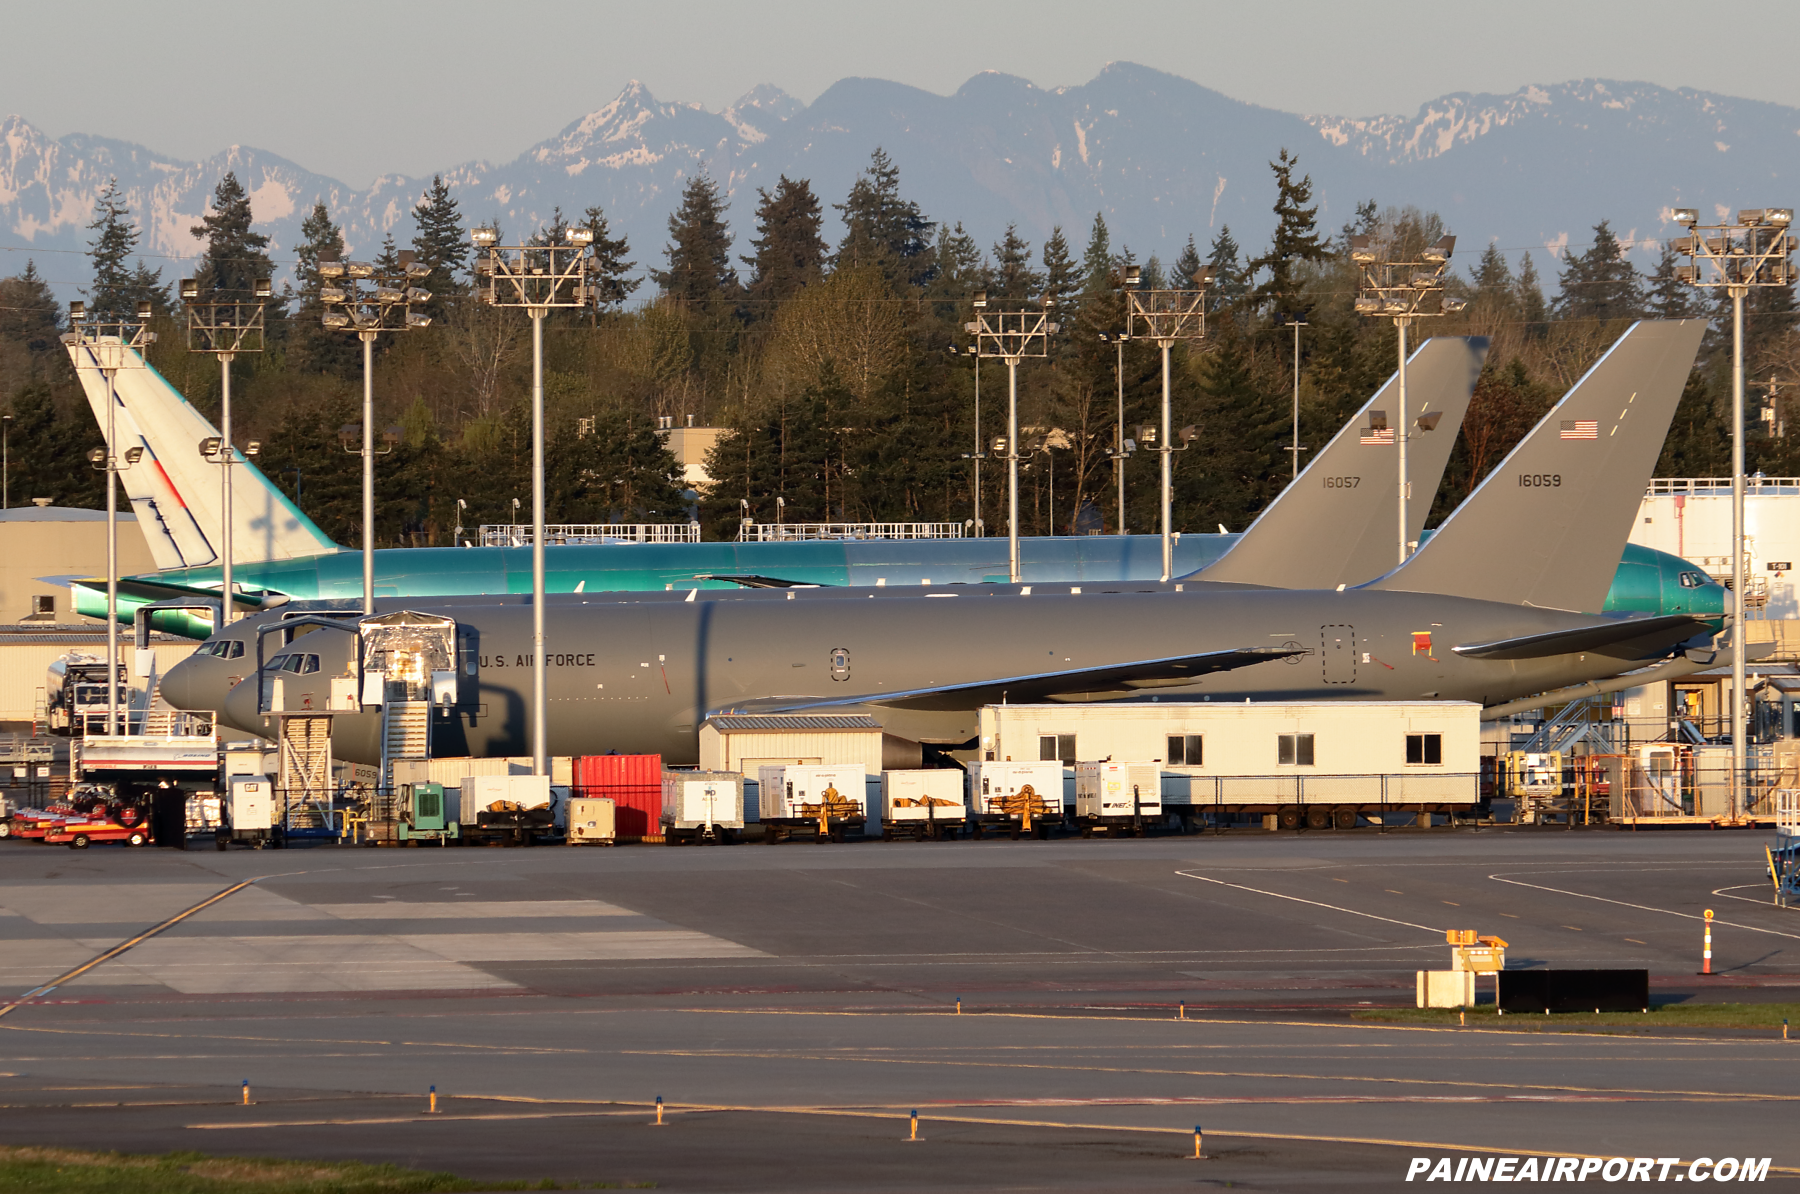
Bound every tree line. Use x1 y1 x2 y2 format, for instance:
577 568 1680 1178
0 149 1794 547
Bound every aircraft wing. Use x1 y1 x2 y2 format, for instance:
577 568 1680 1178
70 574 291 612
693 574 824 589
719 646 1307 714
1452 614 1708 661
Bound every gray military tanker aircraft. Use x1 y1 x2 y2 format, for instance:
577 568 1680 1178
161 320 1710 767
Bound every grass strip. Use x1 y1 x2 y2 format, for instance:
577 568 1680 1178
0 1146 654 1193
1354 1001 1800 1031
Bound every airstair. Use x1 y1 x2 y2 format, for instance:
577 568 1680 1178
278 715 335 833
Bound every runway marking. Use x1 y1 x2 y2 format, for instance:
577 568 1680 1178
308 900 638 920
1176 871 1440 934
612 1047 1797 1101
0 881 254 1020
1711 884 1784 910
1625 939 1647 945
172 1099 1800 1174
1488 872 1800 941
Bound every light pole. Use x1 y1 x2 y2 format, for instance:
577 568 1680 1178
965 292 1059 582
181 275 270 624
472 224 603 777
1098 331 1131 534
1668 205 1796 818
1123 266 1213 580
3 413 12 510
1349 234 1463 565
64 301 153 734
948 339 988 537
318 248 433 614
1278 315 1309 478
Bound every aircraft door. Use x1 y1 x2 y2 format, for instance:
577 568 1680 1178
1321 624 1356 684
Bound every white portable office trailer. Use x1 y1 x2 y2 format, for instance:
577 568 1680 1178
978 702 1481 829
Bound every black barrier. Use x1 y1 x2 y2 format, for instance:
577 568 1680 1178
1497 969 1649 1013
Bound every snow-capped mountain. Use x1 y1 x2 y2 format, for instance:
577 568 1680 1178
3 64 1796 298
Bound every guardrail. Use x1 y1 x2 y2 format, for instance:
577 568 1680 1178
1647 477 1800 495
478 523 701 546
737 522 965 541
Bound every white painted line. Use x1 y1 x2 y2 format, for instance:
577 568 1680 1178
310 900 637 920
1174 871 1442 934
1487 873 1800 940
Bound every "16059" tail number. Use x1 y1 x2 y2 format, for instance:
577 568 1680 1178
1518 474 1561 487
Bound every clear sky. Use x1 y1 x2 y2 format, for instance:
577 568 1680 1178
11 0 1798 187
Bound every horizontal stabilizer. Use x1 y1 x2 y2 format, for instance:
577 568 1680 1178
70 575 290 612
693 574 824 589
722 645 1305 714
1452 614 1706 661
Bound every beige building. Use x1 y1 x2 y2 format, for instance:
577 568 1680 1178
0 505 157 624
656 419 728 491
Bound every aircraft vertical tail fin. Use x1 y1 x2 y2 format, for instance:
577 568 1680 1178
66 342 340 568
1367 319 1706 612
1197 336 1487 588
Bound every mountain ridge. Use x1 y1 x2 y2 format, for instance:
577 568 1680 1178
3 64 1796 297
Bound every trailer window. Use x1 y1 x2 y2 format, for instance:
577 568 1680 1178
1038 734 1076 763
1277 733 1315 766
1406 733 1443 765
1166 735 1203 765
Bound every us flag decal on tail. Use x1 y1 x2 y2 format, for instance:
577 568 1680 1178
1560 419 1598 439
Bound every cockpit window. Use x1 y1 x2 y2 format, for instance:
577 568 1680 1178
270 653 320 674
1678 571 1709 589
201 640 245 658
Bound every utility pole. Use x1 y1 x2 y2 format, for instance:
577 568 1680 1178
1099 331 1131 534
1668 205 1796 822
966 292 1059 582
1349 233 1463 565
318 250 433 614
471 225 603 778
1281 315 1308 478
64 303 154 734
1122 265 1214 581
182 275 270 625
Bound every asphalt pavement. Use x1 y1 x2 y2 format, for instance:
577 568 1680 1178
1 826 1795 1191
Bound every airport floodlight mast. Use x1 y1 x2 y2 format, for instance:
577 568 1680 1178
964 292 1060 582
471 224 604 778
1098 331 1131 534
317 248 433 616
1123 265 1214 581
1276 314 1308 478
1668 204 1797 819
61 302 154 735
1349 233 1464 565
180 275 270 627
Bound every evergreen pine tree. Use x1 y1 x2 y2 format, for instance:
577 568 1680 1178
5 382 105 508
927 221 985 303
1644 245 1697 319
85 178 141 321
1206 226 1249 303
1247 149 1328 321
1553 220 1643 323
1140 254 1166 292
743 176 826 309
290 202 355 376
1172 234 1202 287
0 262 63 356
991 224 1043 302
652 174 738 303
580 205 640 311
834 148 934 289
191 172 276 298
1516 251 1548 335
1041 226 1076 312
410 175 470 317
1470 242 1518 324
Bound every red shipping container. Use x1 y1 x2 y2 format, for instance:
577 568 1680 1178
576 755 662 836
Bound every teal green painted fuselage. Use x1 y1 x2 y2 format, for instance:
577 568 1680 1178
77 534 1724 638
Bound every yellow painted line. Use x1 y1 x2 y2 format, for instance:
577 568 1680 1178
613 1047 1795 1102
181 1100 1800 1175
0 880 255 1020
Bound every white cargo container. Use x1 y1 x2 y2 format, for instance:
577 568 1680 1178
662 770 745 842
979 701 1481 830
567 797 616 845
1075 761 1162 832
216 774 275 849
757 764 866 842
880 770 965 840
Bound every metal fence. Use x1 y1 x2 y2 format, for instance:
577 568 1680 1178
1647 476 1800 495
478 523 701 546
737 522 966 541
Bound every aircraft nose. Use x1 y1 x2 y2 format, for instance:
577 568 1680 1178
159 653 206 711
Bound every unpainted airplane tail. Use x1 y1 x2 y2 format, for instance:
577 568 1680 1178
67 342 339 569
1197 336 1488 588
1367 319 1706 612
